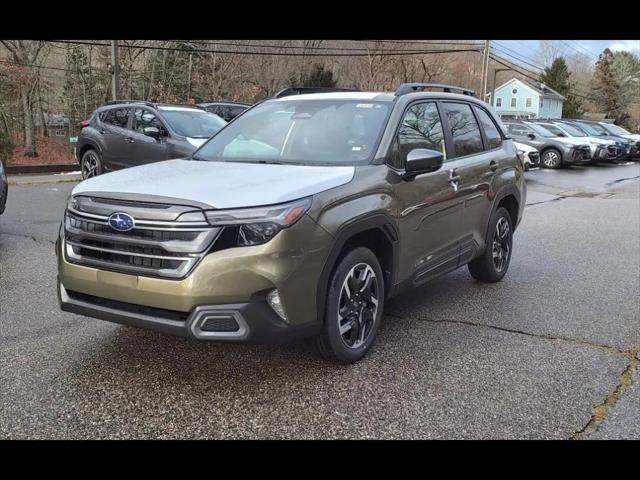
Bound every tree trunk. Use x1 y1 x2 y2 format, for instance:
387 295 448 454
21 85 37 157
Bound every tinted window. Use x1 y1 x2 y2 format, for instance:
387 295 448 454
474 107 502 149
442 102 484 157
507 123 534 136
132 108 166 134
102 107 131 128
391 102 445 169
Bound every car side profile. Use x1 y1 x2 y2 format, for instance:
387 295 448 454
75 101 227 179
57 83 526 363
197 101 250 122
503 120 591 169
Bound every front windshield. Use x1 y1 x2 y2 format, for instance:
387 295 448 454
576 122 607 135
527 123 556 138
555 122 586 137
160 109 227 138
603 123 631 135
192 99 392 165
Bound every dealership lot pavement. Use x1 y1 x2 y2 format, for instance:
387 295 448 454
1 162 638 439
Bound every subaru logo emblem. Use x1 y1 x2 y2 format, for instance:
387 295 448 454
108 212 135 232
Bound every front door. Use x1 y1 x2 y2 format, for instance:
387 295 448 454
128 108 171 166
390 101 464 286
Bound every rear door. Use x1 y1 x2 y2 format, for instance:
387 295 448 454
98 107 133 170
439 101 498 265
128 107 171 166
389 101 465 286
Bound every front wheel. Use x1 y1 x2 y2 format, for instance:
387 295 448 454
315 247 385 364
468 207 513 283
81 149 103 179
541 148 562 169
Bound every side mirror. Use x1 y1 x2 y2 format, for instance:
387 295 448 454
403 148 444 179
527 133 536 140
143 126 162 139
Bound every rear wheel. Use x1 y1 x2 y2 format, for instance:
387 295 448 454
468 207 513 283
315 247 384 364
81 149 103 179
541 148 562 169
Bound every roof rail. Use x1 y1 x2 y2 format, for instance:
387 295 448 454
394 83 476 97
102 100 156 108
273 86 361 99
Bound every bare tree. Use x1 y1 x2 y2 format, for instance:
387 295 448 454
0 40 48 156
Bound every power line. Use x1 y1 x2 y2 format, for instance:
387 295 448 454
185 39 484 51
50 40 482 57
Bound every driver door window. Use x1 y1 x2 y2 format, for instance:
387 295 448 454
131 108 166 135
390 102 446 169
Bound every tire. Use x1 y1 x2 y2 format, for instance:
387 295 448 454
541 148 562 169
468 207 513 283
315 247 385 364
81 149 103 179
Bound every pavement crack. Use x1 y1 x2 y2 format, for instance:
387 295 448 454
606 175 640 187
571 348 640 440
0 231 55 245
526 196 568 207
386 311 623 354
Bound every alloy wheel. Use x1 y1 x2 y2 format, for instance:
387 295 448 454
492 217 511 273
338 262 380 349
543 151 560 168
82 153 99 179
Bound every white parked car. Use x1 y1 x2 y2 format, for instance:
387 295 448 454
514 141 540 171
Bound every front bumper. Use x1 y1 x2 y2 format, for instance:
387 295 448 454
57 214 333 342
58 281 319 343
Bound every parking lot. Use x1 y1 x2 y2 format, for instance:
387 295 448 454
0 162 638 439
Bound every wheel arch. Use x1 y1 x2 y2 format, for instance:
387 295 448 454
316 213 399 326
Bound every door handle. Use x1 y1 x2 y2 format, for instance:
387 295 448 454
489 160 498 172
448 169 460 192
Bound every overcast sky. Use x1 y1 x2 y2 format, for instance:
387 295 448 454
496 40 640 68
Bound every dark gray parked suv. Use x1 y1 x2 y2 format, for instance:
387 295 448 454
76 101 227 179
197 101 250 122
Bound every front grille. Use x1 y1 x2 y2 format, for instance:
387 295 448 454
607 145 619 156
528 152 540 165
64 197 221 279
572 146 591 161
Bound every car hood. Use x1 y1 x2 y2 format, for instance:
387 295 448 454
185 137 209 148
72 159 356 209
552 136 590 147
621 133 640 142
514 141 537 153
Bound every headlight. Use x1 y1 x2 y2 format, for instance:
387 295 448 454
201 197 311 246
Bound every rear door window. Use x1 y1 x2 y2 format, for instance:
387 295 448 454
473 106 502 149
101 107 131 128
441 102 484 157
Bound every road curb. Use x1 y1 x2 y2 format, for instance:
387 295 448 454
8 174 82 186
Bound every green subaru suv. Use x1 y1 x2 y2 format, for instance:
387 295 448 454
57 84 526 363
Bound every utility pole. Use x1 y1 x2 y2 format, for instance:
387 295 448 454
187 53 193 102
111 40 120 101
480 40 491 101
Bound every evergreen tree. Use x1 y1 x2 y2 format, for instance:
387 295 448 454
591 48 623 122
290 63 337 87
539 57 583 118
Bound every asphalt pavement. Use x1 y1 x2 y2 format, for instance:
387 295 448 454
0 162 638 439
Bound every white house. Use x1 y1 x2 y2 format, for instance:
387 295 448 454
486 78 566 119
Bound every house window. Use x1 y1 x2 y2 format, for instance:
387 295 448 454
526 98 532 108
495 97 502 107
510 98 517 108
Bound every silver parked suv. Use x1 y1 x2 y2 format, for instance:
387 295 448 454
58 84 526 363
